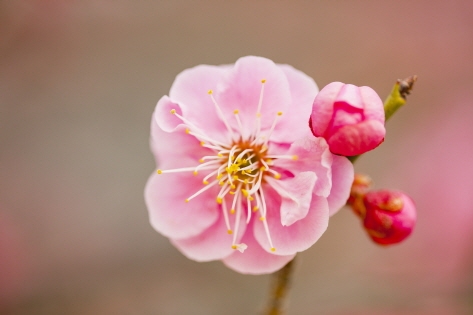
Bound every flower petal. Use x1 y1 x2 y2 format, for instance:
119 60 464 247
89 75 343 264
310 81 344 137
169 64 232 143
266 172 317 226
216 56 291 136
150 114 212 169
154 96 184 132
327 155 354 216
273 136 333 197
328 120 386 156
145 172 219 240
253 189 329 256
223 223 295 275
171 205 246 262
271 64 319 143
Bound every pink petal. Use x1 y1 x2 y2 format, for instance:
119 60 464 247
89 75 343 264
334 84 364 109
171 207 247 262
271 64 319 143
169 64 231 143
216 56 291 136
150 113 212 169
360 86 385 122
310 81 344 137
274 136 333 197
253 189 329 256
327 120 386 156
223 224 295 275
327 155 354 216
266 172 317 226
154 96 184 132
145 172 219 240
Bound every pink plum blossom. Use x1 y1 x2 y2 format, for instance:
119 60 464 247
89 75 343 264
362 190 416 245
145 56 354 274
309 82 386 156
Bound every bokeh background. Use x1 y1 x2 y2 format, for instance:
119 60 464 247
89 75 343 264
1 1 473 314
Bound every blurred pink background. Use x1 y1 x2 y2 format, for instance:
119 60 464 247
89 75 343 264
1 1 472 314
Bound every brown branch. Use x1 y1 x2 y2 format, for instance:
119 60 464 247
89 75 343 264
263 258 296 315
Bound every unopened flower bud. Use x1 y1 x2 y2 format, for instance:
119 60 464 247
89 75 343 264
310 82 386 156
362 190 416 245
347 174 372 218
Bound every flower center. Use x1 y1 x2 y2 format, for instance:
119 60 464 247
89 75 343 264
156 80 297 253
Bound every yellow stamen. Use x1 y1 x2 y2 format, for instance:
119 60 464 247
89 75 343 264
185 128 190 134
157 169 162 174
227 230 233 235
233 109 239 114
208 90 213 94
253 206 259 212
203 180 209 185
230 209 236 214
277 111 283 116
216 197 223 204
261 79 266 83
270 247 276 252
185 199 189 203
170 109 176 114
274 173 281 179
193 171 198 176
259 216 265 221
231 245 237 249
292 155 298 161
200 141 205 146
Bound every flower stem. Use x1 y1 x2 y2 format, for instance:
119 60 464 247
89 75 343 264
263 257 296 315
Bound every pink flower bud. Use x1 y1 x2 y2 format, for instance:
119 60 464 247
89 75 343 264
310 82 386 156
362 190 416 245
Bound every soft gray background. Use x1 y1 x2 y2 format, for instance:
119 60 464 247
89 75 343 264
1 1 473 314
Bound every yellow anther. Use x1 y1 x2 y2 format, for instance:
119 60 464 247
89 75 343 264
231 245 237 249
203 180 209 185
277 111 283 116
262 145 268 151
216 197 223 204
199 158 204 163
259 216 266 221
231 184 236 189
274 173 281 179
233 109 239 114
242 189 249 197
270 247 276 252
253 206 259 212
249 196 254 201
292 155 299 161
185 199 189 203
229 191 235 195
200 141 205 146
185 128 190 134
193 171 198 176
217 153 223 157
230 209 236 214
227 230 233 235
216 174 223 179
244 179 249 184
260 166 267 171
156 169 162 174
219 181 225 186
208 90 213 95
170 109 176 114
232 175 239 180
261 79 266 83
256 112 261 118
